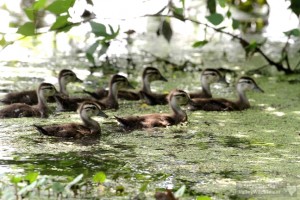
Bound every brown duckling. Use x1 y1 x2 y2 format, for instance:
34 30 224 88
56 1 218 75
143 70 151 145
188 76 264 111
33 101 108 138
140 68 226 105
0 83 57 118
0 69 82 105
84 66 167 100
188 68 227 98
55 74 134 111
115 89 190 130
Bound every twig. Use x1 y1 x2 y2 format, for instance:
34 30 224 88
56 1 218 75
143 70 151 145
145 14 294 74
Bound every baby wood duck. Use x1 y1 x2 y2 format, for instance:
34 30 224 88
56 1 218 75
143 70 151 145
84 67 167 100
115 89 190 130
55 74 134 111
0 69 82 105
0 83 57 118
141 68 227 105
188 76 264 111
189 68 227 98
33 101 108 138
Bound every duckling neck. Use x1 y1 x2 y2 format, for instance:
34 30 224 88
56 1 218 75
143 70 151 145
142 76 151 93
236 86 250 109
201 78 212 97
37 91 49 118
170 99 187 122
108 83 118 102
81 115 101 134
59 78 68 95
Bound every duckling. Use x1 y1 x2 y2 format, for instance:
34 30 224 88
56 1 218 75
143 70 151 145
84 67 167 100
55 74 134 111
140 68 226 105
0 69 82 105
188 76 264 111
115 89 190 130
33 101 108 138
0 83 57 118
188 68 227 99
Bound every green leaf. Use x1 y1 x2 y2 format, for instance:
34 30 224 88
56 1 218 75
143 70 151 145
161 19 172 42
33 0 47 10
86 41 99 65
17 22 35 36
24 8 35 21
108 25 119 39
90 21 108 37
50 15 69 30
192 40 208 48
139 182 148 192
174 185 186 198
232 18 240 30
206 13 224 26
172 7 185 21
52 182 65 193
46 0 75 15
218 0 226 8
24 172 39 184
10 176 22 184
284 28 300 37
93 172 106 184
0 36 6 46
289 0 300 16
98 42 110 57
196 196 212 200
207 0 216 14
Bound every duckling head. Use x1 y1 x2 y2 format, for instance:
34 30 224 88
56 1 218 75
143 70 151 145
38 83 58 98
79 101 108 119
237 77 264 93
201 68 224 84
168 89 190 106
111 74 134 90
143 67 168 82
59 69 83 84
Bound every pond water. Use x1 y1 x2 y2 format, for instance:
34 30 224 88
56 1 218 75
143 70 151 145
0 55 300 199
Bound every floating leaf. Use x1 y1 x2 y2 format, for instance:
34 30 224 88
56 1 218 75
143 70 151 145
93 172 106 184
0 36 6 46
284 28 300 37
50 15 69 30
139 182 148 192
232 18 240 30
206 13 224 26
17 22 35 36
192 40 208 48
90 21 107 37
46 0 75 15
